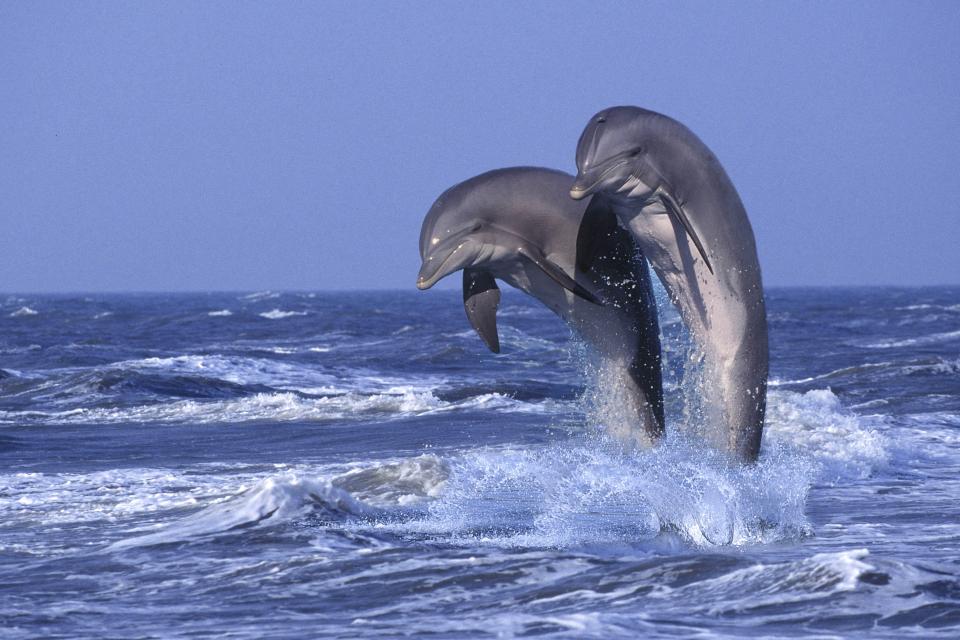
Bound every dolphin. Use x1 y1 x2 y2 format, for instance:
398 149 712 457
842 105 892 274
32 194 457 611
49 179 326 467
570 107 768 462
417 167 664 443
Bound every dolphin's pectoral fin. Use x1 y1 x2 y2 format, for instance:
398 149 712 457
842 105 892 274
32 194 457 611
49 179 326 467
657 188 714 275
463 269 501 353
518 246 603 305
575 195 620 273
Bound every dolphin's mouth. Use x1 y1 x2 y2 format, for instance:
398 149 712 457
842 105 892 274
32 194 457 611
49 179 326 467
417 223 486 289
417 240 479 290
417 247 459 289
570 155 633 200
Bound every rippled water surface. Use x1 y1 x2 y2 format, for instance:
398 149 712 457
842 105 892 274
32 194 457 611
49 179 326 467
1 287 959 638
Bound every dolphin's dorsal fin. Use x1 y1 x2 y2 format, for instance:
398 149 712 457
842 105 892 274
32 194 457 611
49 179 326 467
656 187 714 274
517 246 604 305
575 195 621 273
463 269 501 353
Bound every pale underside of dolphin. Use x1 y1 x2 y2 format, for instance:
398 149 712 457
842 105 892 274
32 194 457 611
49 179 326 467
571 106 769 462
417 167 665 443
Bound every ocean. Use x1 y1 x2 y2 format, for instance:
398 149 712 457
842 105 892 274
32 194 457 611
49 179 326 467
1 286 958 638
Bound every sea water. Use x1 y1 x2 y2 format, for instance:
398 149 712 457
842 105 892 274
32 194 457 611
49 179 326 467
1 287 958 638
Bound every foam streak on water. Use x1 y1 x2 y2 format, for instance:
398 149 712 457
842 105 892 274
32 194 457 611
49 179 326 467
1 288 959 638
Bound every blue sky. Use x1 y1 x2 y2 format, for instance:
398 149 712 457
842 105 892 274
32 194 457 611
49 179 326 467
2 2 958 291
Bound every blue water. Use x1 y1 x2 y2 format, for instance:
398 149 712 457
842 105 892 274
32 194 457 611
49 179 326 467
1 287 959 638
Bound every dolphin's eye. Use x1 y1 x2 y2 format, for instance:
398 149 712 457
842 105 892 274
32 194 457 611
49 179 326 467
596 116 606 124
471 222 483 231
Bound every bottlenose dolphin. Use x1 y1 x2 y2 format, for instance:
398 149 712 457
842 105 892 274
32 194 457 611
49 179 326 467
570 107 768 461
417 167 664 443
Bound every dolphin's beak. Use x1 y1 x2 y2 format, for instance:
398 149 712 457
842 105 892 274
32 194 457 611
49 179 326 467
415 269 433 290
570 150 636 200
416 259 443 290
570 157 630 200
416 240 479 290
569 173 598 200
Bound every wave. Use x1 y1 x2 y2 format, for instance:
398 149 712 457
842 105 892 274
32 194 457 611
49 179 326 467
771 356 960 386
864 329 960 349
446 325 570 356
896 303 960 312
259 309 308 320
3 465 246 534
101 436 810 553
111 354 341 391
901 357 960 376
18 386 888 557
0 353 480 423
106 456 448 550
770 361 898 386
239 291 279 301
208 309 233 317
108 476 379 550
663 548 876 614
1 388 557 426
8 306 38 317
0 344 41 354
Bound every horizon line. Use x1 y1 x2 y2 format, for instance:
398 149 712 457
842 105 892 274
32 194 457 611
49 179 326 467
3 283 959 296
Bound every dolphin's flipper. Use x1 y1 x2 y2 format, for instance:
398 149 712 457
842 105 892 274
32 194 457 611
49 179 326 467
575 195 621 273
657 187 714 274
463 269 501 353
517 246 603 305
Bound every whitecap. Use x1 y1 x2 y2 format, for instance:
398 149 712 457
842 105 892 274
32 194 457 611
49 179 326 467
765 388 888 479
864 329 960 348
2 387 552 426
240 291 279 301
896 303 960 312
259 309 308 320
9 306 38 317
207 309 233 317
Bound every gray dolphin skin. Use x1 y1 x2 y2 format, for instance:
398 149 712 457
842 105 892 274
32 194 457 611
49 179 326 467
570 106 768 462
417 167 664 443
